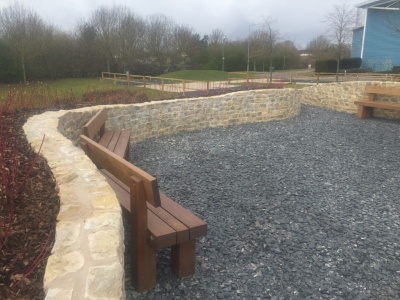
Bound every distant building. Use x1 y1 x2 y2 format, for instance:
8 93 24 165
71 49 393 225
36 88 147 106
351 0 400 71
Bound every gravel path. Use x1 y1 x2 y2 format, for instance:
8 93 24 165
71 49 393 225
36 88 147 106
125 105 400 300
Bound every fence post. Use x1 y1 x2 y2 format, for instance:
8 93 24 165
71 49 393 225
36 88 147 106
161 78 164 93
143 76 146 90
114 73 117 84
183 80 186 96
207 81 210 95
317 73 320 85
127 74 130 87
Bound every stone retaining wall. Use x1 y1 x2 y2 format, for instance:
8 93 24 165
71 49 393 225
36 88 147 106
58 89 302 146
22 82 399 299
301 81 400 118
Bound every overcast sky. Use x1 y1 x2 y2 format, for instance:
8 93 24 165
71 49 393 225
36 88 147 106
0 0 364 48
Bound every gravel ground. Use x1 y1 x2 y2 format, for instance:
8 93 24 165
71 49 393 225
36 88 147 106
125 105 400 300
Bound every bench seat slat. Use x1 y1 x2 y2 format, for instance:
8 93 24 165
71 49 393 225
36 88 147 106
148 206 190 244
113 130 131 160
147 210 177 248
160 193 208 240
107 129 122 152
98 130 115 148
98 129 130 161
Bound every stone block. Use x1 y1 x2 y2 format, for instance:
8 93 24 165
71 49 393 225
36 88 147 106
84 212 123 231
57 205 83 221
88 230 123 261
44 251 84 286
92 194 120 209
52 222 81 252
84 265 124 298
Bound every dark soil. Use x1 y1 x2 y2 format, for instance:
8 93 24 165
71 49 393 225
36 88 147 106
0 110 60 300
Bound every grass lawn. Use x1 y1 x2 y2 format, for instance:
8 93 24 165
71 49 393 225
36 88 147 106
0 78 171 110
41 78 118 95
0 78 125 100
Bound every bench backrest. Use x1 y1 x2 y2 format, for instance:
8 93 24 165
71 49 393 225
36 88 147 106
365 85 400 97
80 134 161 207
83 108 108 139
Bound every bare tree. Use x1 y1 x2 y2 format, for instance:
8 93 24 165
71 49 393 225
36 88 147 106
306 35 333 60
144 14 174 73
247 17 280 75
325 2 355 81
170 25 198 70
275 40 300 70
117 12 146 72
209 28 225 46
252 18 280 79
75 22 104 76
89 5 125 73
0 2 45 83
249 29 264 67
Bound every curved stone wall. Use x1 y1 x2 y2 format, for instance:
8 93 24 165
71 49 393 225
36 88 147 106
23 110 125 300
22 83 399 299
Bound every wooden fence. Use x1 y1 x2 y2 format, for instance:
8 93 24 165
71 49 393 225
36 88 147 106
101 72 228 96
101 71 400 95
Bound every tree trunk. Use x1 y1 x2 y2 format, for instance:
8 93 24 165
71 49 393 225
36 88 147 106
336 58 340 82
22 61 27 84
106 58 111 74
269 56 273 84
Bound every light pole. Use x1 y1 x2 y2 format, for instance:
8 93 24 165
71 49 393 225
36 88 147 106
222 36 226 71
247 24 260 73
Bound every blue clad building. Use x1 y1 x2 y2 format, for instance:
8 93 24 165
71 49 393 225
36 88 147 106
352 0 400 71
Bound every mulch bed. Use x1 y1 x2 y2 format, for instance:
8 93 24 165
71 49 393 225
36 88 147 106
0 110 60 299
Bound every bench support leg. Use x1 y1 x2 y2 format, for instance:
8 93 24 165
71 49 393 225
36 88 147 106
357 105 373 119
171 240 196 277
131 177 157 291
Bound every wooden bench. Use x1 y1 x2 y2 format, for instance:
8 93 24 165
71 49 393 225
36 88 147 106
354 85 400 119
82 108 131 161
80 134 207 292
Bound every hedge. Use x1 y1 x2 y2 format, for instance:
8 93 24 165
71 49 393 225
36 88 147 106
315 57 362 73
